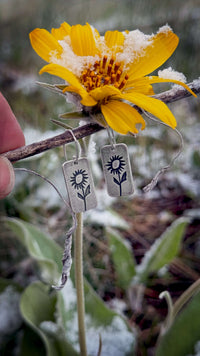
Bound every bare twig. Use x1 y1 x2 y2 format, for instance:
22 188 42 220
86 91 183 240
3 123 103 163
2 79 200 163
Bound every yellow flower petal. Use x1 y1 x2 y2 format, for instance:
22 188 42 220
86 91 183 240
148 76 197 97
39 63 88 98
124 77 155 95
70 23 98 56
127 28 179 80
64 86 97 106
29 29 63 62
104 30 125 52
39 63 97 106
101 100 146 135
80 95 97 107
122 92 177 128
51 22 71 40
89 85 121 102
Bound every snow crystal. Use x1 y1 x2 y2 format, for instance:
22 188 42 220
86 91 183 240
177 173 200 196
157 24 173 34
117 25 174 67
117 29 152 66
126 30 152 53
40 321 60 334
23 126 63 146
158 67 186 83
61 278 77 310
191 77 200 90
85 207 129 229
0 286 22 345
187 340 200 356
106 298 127 314
95 35 110 57
50 38 100 78
88 138 96 155
57 279 79 349
85 315 135 356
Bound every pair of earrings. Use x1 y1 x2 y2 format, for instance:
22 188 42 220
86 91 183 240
62 130 134 213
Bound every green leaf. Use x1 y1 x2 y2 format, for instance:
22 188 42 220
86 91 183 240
20 281 79 356
155 291 200 356
5 218 63 284
106 227 136 289
59 111 84 119
36 81 66 96
51 119 73 130
135 218 189 283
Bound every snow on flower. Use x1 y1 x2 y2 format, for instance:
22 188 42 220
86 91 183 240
158 67 186 83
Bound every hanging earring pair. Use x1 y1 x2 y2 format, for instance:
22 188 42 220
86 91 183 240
62 128 134 213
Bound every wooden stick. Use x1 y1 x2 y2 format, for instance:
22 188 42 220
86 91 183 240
2 123 103 163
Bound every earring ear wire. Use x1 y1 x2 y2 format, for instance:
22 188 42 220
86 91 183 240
106 127 116 150
142 110 184 192
63 129 81 162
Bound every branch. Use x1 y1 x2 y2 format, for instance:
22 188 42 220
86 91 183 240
2 79 200 163
3 123 103 163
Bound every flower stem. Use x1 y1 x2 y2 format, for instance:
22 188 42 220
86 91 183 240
118 173 122 196
74 212 87 356
82 187 87 211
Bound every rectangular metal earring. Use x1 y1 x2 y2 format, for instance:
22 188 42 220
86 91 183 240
101 141 134 197
62 131 97 213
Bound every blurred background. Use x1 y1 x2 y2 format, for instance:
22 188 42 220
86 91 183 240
0 0 200 355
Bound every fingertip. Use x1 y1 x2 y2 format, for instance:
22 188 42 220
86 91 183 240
0 93 25 153
0 157 15 199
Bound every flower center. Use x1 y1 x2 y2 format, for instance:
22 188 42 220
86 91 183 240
112 159 120 170
75 173 84 185
80 55 129 92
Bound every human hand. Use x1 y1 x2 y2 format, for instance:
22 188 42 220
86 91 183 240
0 93 25 199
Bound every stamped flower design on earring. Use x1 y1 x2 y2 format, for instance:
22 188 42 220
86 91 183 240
106 154 127 196
70 168 90 211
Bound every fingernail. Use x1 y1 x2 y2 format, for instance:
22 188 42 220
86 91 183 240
0 157 15 199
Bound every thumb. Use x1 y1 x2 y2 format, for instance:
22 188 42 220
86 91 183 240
0 157 15 199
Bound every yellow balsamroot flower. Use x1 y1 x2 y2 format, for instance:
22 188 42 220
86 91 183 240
29 22 196 135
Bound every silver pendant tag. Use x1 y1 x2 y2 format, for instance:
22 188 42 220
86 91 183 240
101 143 134 197
62 157 97 213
